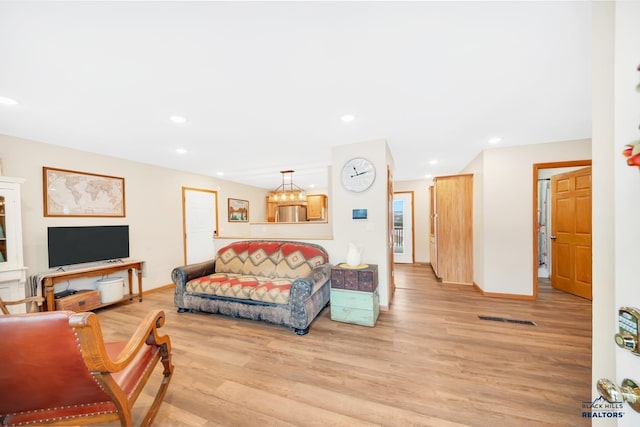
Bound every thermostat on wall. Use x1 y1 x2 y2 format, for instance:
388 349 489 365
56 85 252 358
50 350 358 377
352 209 367 219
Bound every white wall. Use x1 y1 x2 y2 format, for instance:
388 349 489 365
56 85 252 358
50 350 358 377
462 152 485 290
331 139 394 308
0 134 275 292
2 133 403 301
465 139 591 296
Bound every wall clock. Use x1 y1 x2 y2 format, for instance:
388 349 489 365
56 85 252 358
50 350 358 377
341 157 376 193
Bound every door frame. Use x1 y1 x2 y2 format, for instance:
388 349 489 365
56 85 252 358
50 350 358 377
393 191 415 264
532 160 591 299
182 187 219 265
387 166 395 304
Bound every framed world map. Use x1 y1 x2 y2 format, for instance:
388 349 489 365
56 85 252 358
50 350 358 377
43 167 126 217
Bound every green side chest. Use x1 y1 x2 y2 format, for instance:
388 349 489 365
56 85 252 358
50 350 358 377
330 288 380 327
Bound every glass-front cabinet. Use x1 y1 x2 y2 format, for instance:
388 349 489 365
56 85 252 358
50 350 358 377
0 177 27 313
0 194 6 263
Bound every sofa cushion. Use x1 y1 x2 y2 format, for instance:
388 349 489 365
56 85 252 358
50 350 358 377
186 273 230 294
251 279 291 305
216 275 257 299
215 241 250 274
242 241 282 277
274 242 329 279
186 273 292 304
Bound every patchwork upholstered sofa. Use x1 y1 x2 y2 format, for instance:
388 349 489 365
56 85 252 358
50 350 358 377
171 240 332 335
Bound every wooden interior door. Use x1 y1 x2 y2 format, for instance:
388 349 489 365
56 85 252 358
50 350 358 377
182 187 218 265
550 167 592 300
434 175 473 284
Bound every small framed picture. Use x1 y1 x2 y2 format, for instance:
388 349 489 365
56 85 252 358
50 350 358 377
228 198 249 222
352 209 368 219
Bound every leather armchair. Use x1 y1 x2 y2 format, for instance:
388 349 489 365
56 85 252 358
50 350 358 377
0 309 173 426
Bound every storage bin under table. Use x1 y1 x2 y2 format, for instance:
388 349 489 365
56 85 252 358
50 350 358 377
55 290 101 312
330 263 379 327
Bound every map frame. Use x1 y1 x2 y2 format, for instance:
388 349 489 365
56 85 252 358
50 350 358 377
43 166 126 217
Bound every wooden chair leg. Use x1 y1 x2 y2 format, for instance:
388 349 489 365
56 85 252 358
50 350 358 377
141 346 174 426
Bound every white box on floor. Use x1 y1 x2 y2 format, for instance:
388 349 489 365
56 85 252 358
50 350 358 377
96 278 124 304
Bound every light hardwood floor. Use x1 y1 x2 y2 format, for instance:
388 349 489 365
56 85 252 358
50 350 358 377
97 264 591 427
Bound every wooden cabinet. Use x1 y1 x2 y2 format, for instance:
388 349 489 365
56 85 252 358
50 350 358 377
331 264 378 291
266 197 277 222
429 174 473 285
306 194 327 221
331 288 380 327
330 264 379 326
0 177 27 313
266 194 327 222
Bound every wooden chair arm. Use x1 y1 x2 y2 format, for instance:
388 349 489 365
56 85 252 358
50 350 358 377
69 309 170 373
0 296 44 314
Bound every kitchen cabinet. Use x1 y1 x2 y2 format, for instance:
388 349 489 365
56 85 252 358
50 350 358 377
306 194 327 221
266 197 277 222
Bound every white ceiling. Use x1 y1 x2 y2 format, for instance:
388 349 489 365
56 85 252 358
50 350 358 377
0 1 592 190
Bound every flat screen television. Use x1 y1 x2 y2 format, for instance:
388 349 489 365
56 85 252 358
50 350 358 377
47 225 130 268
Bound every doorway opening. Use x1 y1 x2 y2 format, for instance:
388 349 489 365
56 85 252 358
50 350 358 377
393 191 414 264
532 160 591 299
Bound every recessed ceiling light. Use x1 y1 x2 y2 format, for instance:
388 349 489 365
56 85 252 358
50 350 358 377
216 171 224 176
341 114 355 123
424 174 433 179
170 115 188 124
175 148 187 154
488 137 502 144
0 96 18 105
429 160 438 165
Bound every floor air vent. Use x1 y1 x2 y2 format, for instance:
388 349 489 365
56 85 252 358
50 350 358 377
478 315 536 326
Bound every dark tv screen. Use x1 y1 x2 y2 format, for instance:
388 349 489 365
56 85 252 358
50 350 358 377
47 225 130 268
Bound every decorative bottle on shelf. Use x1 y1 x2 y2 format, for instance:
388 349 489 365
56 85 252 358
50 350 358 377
346 242 362 267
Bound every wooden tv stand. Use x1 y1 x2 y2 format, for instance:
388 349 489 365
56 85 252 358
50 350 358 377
41 260 144 311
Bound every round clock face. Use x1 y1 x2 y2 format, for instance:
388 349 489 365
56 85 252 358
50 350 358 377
341 157 376 192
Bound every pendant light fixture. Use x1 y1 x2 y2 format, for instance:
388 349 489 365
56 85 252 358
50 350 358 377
268 170 306 203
